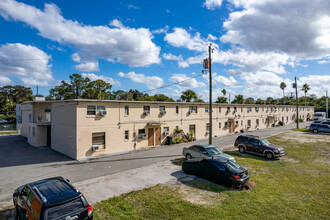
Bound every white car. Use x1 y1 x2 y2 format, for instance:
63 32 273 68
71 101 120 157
0 119 8 124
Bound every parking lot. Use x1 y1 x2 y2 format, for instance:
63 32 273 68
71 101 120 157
0 122 310 205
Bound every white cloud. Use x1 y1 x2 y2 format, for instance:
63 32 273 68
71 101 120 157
222 0 330 59
109 18 124 28
81 73 120 86
75 61 99 72
118 72 163 89
164 28 214 52
169 73 206 89
0 43 53 86
203 0 223 10
0 76 12 86
213 75 242 88
298 75 330 97
162 53 183 61
152 25 169 34
0 0 161 67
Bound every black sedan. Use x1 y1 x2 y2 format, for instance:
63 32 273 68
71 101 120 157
182 158 249 188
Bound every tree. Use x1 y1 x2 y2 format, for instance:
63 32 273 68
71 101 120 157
266 97 274 104
255 98 265 104
301 83 310 105
215 96 228 103
69 73 91 99
181 90 197 102
221 89 227 97
244 97 255 104
232 94 244 104
83 80 112 100
280 82 287 104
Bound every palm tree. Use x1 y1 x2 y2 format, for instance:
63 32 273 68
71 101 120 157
181 90 197 102
301 84 310 105
232 94 244 104
221 89 226 97
280 82 286 104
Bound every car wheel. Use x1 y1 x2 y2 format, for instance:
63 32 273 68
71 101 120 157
186 154 192 159
265 152 274 160
313 129 318 134
238 146 245 153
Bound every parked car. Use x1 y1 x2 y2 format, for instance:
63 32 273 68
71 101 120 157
0 119 8 124
320 120 330 126
182 158 249 188
310 123 330 133
234 135 284 159
183 145 235 161
13 176 93 220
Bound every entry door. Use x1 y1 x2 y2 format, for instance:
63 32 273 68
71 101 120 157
231 121 235 133
155 127 161 145
148 128 154 146
47 125 51 147
229 121 234 133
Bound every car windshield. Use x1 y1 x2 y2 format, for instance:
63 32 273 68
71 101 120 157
206 147 222 155
223 161 241 172
260 139 271 146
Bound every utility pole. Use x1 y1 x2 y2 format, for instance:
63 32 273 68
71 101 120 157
326 90 328 118
36 86 39 97
229 94 231 104
208 44 213 145
294 77 299 129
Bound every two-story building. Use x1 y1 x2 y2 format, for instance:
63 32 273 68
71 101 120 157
17 98 314 160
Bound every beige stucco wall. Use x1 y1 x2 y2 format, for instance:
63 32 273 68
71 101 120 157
51 102 77 159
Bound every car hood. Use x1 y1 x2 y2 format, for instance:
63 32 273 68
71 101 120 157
265 144 283 151
213 153 235 161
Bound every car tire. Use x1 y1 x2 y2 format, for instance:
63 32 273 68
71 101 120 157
186 154 192 159
238 146 246 153
265 152 274 160
313 129 318 134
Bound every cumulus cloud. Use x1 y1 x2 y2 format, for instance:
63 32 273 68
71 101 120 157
213 75 242 88
0 76 12 86
203 0 223 10
222 0 330 59
0 43 53 86
0 0 161 67
118 72 164 89
298 75 330 97
81 73 120 86
169 73 206 89
162 53 183 61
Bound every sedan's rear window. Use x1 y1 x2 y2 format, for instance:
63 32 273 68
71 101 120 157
206 147 223 155
46 197 85 219
223 161 242 172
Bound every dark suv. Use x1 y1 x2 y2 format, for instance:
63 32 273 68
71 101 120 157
234 135 284 159
13 177 93 220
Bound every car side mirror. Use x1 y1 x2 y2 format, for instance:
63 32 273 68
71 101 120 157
13 192 20 197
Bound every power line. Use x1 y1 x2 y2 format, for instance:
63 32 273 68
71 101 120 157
141 73 204 93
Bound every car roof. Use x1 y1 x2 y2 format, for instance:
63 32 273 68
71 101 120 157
238 135 260 139
185 157 231 163
191 145 218 149
27 177 82 207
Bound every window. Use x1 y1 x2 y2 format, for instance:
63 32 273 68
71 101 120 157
262 119 264 123
87 105 105 115
235 121 238 127
247 120 251 127
227 107 230 112
29 113 32 122
125 130 129 140
159 106 165 111
256 119 259 125
247 107 252 112
32 127 35 137
219 107 221 112
189 125 195 134
241 120 243 126
125 106 129 115
241 107 243 112
143 106 150 111
225 122 228 128
21 186 32 209
29 126 31 135
176 106 179 114
163 127 169 134
219 122 221 128
286 116 288 121
234 107 237 112
138 129 146 135
92 132 105 146
189 106 197 113
205 106 209 113
45 107 51 112
206 123 210 132
255 107 259 112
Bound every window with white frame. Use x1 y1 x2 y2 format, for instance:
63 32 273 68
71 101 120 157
159 106 165 111
205 106 209 113
241 120 243 126
206 123 210 132
138 129 146 135
92 132 105 149
176 106 179 114
219 122 221 128
87 105 105 115
189 106 198 113
256 119 259 125
125 130 129 140
225 122 228 128
255 107 259 112
125 105 129 115
247 107 252 112
219 107 221 112
235 121 238 127
163 127 169 135
247 120 251 127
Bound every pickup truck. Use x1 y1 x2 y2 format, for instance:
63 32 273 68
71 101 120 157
182 145 235 161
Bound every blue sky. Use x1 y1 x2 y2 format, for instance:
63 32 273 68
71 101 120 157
0 0 329 101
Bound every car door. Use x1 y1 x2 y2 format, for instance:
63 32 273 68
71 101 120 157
209 162 227 185
17 186 29 220
189 146 199 158
245 138 254 152
251 139 263 154
197 146 208 158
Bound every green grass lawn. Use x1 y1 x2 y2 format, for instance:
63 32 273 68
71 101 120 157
292 128 309 132
0 124 17 135
93 132 330 220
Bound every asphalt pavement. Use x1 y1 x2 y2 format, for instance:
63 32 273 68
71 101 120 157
0 122 310 204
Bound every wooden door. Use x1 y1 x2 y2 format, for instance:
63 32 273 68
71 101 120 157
231 121 235 133
155 127 161 145
229 121 232 133
148 128 154 146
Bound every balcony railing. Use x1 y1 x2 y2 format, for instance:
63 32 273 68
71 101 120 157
33 114 51 124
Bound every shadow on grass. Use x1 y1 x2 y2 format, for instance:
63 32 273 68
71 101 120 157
224 149 279 162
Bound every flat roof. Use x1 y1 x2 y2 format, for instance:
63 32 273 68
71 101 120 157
22 99 315 108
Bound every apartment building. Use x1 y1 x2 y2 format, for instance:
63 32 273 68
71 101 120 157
18 98 314 160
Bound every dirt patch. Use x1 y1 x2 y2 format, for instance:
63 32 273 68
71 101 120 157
279 131 330 144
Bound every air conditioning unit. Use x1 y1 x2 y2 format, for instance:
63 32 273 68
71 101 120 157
189 110 194 114
92 145 99 151
160 110 167 115
143 110 150 115
99 110 107 116
163 131 169 135
140 134 147 138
